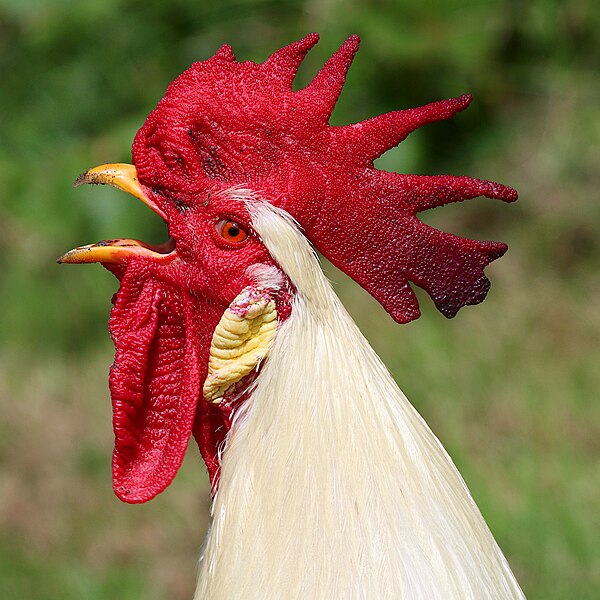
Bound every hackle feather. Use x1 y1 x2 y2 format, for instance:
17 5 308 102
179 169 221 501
195 197 524 599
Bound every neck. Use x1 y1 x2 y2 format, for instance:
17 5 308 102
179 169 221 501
195 201 524 599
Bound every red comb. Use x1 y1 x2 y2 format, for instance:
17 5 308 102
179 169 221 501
132 33 517 322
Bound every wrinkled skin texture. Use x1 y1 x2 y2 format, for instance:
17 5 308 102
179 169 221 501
105 195 285 502
133 34 516 323
63 34 516 503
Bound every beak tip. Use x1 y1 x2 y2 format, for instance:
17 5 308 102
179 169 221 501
73 171 91 188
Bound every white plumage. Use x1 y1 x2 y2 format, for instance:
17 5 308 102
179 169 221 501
195 196 525 599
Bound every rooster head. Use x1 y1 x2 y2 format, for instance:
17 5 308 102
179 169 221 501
59 34 516 503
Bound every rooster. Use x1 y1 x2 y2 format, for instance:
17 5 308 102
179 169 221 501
59 34 525 599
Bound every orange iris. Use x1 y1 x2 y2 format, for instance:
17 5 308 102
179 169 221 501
216 219 248 243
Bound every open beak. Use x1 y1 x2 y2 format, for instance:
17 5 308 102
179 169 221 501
57 163 174 265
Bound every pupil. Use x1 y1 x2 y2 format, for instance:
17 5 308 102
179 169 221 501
228 224 239 237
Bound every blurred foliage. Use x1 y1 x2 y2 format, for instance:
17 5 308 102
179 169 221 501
1 0 599 599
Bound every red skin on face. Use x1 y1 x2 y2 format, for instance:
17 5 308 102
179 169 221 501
105 195 289 503
100 34 516 502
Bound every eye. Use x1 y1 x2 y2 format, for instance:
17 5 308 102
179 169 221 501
215 219 248 244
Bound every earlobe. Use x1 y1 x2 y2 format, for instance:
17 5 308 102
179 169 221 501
203 286 278 403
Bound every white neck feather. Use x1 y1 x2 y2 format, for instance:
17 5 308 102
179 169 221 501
195 200 525 600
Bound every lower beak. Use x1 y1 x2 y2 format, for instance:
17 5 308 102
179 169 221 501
57 238 175 264
58 163 174 265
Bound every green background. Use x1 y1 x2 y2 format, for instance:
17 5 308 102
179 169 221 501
1 0 599 598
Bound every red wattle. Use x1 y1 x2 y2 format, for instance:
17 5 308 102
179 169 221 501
108 264 202 503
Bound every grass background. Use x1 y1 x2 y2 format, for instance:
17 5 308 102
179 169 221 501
1 0 599 598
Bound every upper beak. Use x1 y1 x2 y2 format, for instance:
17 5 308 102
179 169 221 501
57 163 174 265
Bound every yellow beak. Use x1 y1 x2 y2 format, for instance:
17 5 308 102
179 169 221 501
57 163 174 265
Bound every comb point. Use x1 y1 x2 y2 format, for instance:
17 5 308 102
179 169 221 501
303 35 361 121
213 44 236 62
263 33 320 86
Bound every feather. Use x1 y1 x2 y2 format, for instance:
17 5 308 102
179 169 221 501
195 195 524 599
